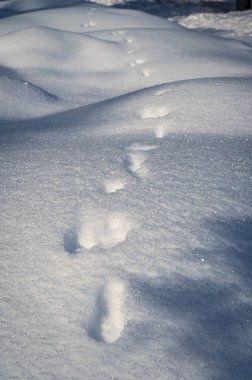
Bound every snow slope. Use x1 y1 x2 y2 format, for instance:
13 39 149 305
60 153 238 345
0 1 252 380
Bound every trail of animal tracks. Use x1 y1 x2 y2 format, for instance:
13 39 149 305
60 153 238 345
0 1 252 379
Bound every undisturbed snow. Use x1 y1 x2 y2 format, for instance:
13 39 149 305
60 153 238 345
0 1 252 379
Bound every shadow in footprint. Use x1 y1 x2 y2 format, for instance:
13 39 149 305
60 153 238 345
123 155 138 178
87 287 107 343
123 152 147 179
63 229 80 255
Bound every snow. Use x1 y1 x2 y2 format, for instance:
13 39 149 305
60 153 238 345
102 177 127 193
88 277 127 344
173 10 252 38
0 0 252 379
77 209 135 250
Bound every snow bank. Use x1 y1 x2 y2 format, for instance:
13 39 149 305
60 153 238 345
0 74 60 121
175 10 252 38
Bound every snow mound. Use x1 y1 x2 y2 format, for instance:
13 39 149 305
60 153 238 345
175 10 252 38
34 77 250 137
1 8 251 116
2 77 251 138
0 3 171 36
0 72 60 121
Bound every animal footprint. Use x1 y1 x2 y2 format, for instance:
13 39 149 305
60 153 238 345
128 58 145 68
77 210 134 250
88 277 127 344
141 68 151 78
112 30 125 36
88 21 96 27
141 106 170 120
128 62 136 68
154 125 170 139
102 178 127 193
125 142 156 178
125 37 134 44
128 143 156 151
125 151 147 178
155 88 168 96
136 58 145 65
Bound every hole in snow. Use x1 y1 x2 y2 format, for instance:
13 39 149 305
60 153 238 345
102 178 127 193
88 277 127 344
77 210 135 250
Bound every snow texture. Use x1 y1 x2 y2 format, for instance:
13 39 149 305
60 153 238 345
0 0 252 379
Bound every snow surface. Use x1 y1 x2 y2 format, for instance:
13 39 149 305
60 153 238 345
0 0 252 379
174 9 252 38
